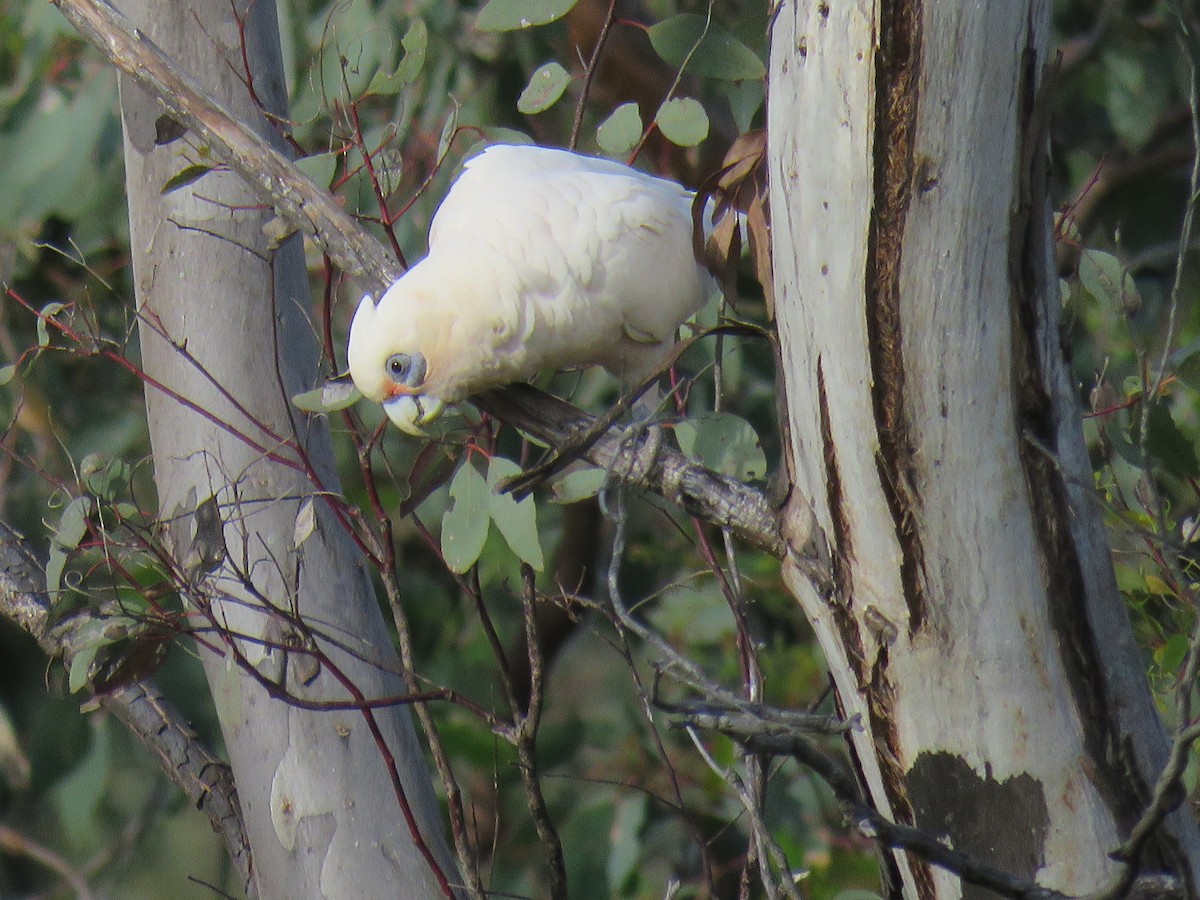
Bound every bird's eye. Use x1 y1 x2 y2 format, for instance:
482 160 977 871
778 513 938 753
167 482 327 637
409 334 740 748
385 352 426 387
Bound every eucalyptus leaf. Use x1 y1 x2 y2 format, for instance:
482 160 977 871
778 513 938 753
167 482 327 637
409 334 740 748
1078 249 1139 313
68 641 99 695
1170 338 1200 391
647 15 766 81
81 455 130 501
596 103 642 156
487 457 544 571
365 18 428 94
518 62 571 114
292 379 361 413
437 105 460 163
46 547 68 603
161 163 214 194
442 461 490 574
37 301 65 348
0 363 14 386
476 0 578 32
550 467 606 504
397 18 429 84
606 793 647 892
655 97 709 147
295 151 339 189
675 413 766 480
53 496 92 550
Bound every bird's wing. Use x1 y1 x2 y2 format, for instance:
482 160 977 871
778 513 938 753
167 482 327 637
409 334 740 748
430 145 708 374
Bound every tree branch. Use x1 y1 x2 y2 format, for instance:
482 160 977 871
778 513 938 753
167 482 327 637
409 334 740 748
0 522 254 898
53 0 401 290
476 385 786 557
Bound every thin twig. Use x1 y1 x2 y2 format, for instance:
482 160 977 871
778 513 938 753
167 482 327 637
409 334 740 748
0 824 95 900
513 565 567 898
568 0 619 151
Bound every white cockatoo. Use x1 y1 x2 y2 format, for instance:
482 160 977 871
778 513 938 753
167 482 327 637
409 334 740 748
347 144 717 434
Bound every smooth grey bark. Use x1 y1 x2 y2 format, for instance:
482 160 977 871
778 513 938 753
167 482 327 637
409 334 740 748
117 0 457 896
768 1 1200 897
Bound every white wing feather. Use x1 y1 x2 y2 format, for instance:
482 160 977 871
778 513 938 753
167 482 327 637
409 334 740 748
428 145 713 382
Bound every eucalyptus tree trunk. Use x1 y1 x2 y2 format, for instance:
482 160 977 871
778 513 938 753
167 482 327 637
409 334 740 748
117 0 456 896
768 2 1200 896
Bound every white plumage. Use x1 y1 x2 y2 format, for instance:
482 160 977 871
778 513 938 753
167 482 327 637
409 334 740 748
347 144 716 434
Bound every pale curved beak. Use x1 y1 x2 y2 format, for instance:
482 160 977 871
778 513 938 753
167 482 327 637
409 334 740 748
383 394 446 436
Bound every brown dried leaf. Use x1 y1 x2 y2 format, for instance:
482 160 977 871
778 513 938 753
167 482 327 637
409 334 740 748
692 129 771 309
746 195 773 318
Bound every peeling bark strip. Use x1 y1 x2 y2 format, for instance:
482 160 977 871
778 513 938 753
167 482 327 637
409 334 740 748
817 361 853 608
817 359 870 688
864 0 927 636
861 3 936 897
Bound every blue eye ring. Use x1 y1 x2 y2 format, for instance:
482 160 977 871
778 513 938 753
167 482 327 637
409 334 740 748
385 352 427 387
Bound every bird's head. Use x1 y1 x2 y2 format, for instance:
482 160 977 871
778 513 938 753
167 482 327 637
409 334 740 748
347 291 447 436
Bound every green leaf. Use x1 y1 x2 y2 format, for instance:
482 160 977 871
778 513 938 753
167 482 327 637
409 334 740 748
441 461 491 574
1144 404 1199 477
397 18 428 83
606 793 647 892
161 163 214 194
517 62 571 114
365 18 428 94
295 151 339 189
1078 249 1140 313
476 0 579 32
52 496 92 550
655 97 709 147
0 363 14 386
550 467 606 504
80 455 130 501
487 457 544 571
647 15 766 81
37 301 64 348
292 379 361 413
596 102 642 156
67 635 100 695
437 105 459 163
1104 47 1169 150
675 413 767 480
46 547 68 604
1157 633 1190 673
47 496 91 602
